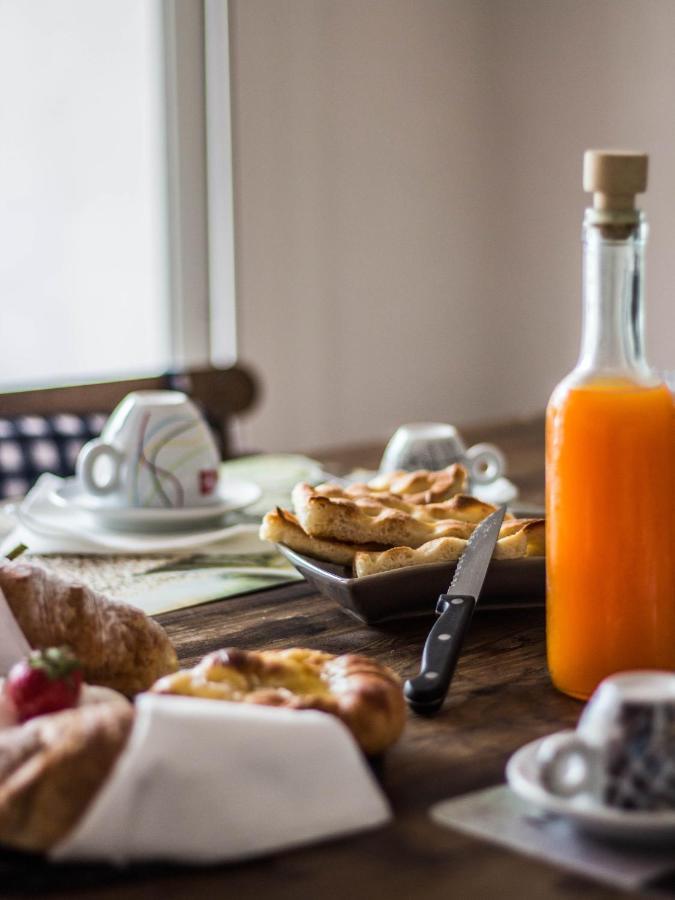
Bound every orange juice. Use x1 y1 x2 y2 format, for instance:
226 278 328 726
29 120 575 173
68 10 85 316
546 379 675 699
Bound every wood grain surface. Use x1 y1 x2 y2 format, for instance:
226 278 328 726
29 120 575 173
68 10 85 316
0 416 640 899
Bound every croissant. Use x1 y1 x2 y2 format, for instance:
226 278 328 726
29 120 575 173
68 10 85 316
0 561 177 695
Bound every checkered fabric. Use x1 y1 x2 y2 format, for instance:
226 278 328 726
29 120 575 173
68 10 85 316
0 413 109 499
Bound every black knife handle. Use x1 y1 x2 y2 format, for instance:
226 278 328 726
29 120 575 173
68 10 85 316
404 594 476 715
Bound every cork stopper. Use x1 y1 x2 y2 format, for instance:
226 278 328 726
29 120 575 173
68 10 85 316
583 150 648 214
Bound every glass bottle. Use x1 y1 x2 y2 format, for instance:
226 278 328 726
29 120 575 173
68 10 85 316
546 150 675 701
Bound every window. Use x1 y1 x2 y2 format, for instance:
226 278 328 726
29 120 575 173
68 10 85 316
0 0 235 388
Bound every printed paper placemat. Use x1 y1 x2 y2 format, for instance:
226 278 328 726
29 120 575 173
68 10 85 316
27 529 304 616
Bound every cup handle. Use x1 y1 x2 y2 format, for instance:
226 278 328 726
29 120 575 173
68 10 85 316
76 439 124 496
464 442 505 485
536 730 601 798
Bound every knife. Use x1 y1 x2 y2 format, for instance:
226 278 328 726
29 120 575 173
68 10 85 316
404 504 507 716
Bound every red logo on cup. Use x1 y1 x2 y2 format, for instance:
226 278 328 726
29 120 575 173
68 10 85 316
199 469 218 496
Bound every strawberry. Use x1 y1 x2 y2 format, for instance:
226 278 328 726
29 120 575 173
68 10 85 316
5 647 83 722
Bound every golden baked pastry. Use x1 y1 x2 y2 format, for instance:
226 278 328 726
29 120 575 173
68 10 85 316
262 471 545 576
353 519 543 577
260 507 380 565
0 703 133 852
314 483 498 524
349 463 467 504
151 647 406 756
499 517 546 557
354 537 467 577
262 466 545 577
292 482 477 548
0 561 178 695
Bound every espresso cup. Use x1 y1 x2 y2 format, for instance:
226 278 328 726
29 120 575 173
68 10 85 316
379 423 505 486
536 671 675 811
76 391 221 509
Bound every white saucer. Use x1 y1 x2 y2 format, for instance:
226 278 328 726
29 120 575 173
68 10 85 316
472 476 519 506
49 477 261 532
506 733 675 844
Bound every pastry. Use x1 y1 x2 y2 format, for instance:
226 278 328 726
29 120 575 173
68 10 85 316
499 517 546 557
292 482 476 548
259 507 375 565
354 518 544 576
263 473 545 575
263 470 545 577
349 463 467 504
354 537 467 577
151 647 406 756
0 702 133 852
0 561 178 695
314 482 499 524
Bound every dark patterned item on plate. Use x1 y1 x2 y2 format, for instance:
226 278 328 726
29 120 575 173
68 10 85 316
604 702 675 810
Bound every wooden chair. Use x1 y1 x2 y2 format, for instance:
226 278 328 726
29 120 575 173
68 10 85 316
0 365 258 499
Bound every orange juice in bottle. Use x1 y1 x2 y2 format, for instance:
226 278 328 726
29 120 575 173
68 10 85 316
546 150 675 700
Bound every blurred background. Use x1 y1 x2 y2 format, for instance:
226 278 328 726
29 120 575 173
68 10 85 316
1 0 674 454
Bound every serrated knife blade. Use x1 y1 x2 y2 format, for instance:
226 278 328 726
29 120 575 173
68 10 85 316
404 504 507 715
447 504 507 597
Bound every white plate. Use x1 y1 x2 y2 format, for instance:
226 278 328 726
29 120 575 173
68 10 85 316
49 477 261 532
506 733 675 844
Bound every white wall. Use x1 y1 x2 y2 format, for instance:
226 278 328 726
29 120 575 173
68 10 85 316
229 0 675 453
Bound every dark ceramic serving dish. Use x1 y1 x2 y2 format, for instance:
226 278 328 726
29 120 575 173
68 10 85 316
276 543 545 624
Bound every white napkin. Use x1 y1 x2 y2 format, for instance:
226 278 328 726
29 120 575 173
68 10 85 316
0 584 31 673
52 694 391 864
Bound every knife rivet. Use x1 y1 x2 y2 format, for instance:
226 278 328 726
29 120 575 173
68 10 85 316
424 672 438 680
438 633 451 641
451 598 464 605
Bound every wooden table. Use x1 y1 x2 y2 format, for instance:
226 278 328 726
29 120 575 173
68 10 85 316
0 417 651 899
